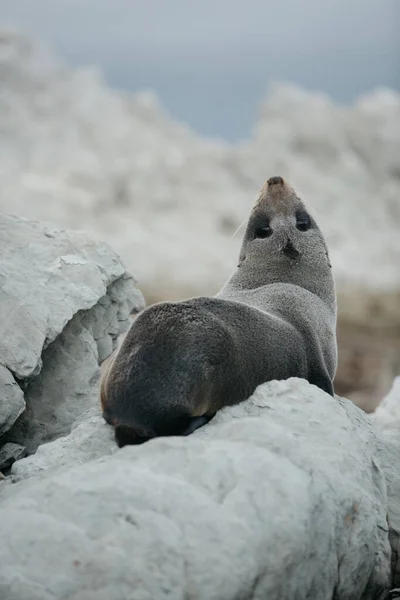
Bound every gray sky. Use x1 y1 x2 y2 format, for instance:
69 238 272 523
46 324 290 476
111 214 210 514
0 0 399 139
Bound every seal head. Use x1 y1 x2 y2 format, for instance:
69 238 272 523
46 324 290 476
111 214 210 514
235 176 334 308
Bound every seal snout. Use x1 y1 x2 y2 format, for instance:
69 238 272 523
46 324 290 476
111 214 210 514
282 239 300 260
267 175 285 187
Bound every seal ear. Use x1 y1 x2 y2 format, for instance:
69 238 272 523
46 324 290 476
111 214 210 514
325 249 332 268
237 250 246 267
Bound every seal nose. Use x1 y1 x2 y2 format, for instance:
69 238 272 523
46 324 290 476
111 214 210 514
282 239 300 260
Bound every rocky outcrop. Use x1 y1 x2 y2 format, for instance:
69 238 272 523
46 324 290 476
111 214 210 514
0 364 25 436
0 212 399 597
0 214 145 453
369 379 400 591
0 442 26 471
1 378 400 599
10 411 116 482
370 377 400 434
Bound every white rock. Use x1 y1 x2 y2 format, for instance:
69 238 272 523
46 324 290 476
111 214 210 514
11 413 116 482
0 214 131 379
375 432 400 591
0 379 394 599
0 364 25 436
0 213 145 451
369 377 400 588
0 442 26 470
370 377 400 433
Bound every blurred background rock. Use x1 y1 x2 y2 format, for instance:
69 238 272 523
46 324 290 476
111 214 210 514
0 0 399 412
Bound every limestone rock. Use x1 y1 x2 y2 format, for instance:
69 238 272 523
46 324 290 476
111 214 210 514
0 214 145 452
375 433 400 590
0 379 394 599
11 413 116 482
0 364 25 436
370 377 400 433
370 378 400 588
0 442 26 470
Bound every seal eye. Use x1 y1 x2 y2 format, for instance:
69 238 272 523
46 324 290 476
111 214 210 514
296 212 311 232
254 226 272 239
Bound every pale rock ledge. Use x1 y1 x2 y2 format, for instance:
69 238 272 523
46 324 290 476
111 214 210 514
0 214 144 453
1 378 400 600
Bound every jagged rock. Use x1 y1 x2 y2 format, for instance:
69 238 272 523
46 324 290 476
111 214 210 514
0 379 396 600
373 431 400 590
370 380 400 589
0 442 26 470
11 412 116 482
0 364 25 436
0 214 145 453
370 377 400 434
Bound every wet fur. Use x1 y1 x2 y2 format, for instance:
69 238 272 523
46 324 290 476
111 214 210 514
101 176 337 446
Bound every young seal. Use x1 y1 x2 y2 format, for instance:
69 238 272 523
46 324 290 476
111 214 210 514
101 176 337 446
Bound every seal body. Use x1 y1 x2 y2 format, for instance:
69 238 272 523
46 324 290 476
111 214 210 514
101 176 337 446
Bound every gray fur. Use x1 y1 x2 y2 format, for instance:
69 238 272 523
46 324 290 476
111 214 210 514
102 176 337 446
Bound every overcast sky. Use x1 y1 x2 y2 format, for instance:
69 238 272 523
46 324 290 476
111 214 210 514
0 0 399 139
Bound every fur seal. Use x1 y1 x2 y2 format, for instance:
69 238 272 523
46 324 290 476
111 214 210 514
101 176 337 446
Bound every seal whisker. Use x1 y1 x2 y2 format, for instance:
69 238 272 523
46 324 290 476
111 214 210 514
232 217 247 238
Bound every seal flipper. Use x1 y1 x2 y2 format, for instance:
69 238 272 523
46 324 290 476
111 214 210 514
113 413 215 448
114 425 153 447
180 414 215 436
308 373 334 397
114 414 215 447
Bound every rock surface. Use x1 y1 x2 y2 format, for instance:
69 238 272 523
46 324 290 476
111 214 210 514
11 412 116 482
370 377 400 434
0 442 26 470
0 364 25 436
0 379 396 600
0 214 145 452
370 379 400 589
